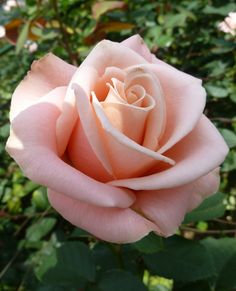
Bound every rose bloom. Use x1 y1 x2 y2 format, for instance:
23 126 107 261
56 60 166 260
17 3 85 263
218 12 236 36
24 40 38 53
0 26 6 38
6 35 228 243
2 0 24 11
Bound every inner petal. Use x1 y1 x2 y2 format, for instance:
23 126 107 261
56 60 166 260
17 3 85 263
126 84 145 104
100 76 155 144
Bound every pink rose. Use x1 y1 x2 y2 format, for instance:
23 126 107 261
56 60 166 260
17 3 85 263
6 35 228 243
218 12 236 36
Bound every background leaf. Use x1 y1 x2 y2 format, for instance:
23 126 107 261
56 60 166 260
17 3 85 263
143 236 215 282
183 193 226 224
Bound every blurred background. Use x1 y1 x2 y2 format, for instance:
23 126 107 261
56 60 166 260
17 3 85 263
0 1 236 290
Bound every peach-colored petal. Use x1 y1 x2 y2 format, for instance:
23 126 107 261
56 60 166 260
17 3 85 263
79 39 148 76
92 92 174 179
186 167 220 212
125 66 166 150
121 34 153 62
6 88 136 208
72 84 114 177
68 120 114 182
126 63 206 153
101 99 152 145
134 169 220 236
94 67 126 101
48 190 158 243
56 86 78 156
109 115 228 190
10 53 77 121
101 76 155 144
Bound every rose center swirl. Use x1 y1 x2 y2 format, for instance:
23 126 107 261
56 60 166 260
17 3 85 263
99 68 163 147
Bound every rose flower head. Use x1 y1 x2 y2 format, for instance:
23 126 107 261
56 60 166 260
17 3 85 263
6 35 228 243
218 12 236 36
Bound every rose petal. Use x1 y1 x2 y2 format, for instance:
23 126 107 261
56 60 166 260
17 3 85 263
10 53 77 121
48 190 157 243
79 39 148 77
68 120 114 182
121 34 153 62
92 92 174 179
134 169 220 236
109 115 228 190
56 87 78 156
126 63 206 153
94 67 126 101
125 66 166 150
6 87 136 208
101 77 155 144
71 83 114 177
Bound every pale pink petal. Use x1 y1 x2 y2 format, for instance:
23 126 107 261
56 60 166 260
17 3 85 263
92 92 174 179
121 34 153 62
68 120 114 182
109 115 228 190
134 169 220 236
79 39 148 77
127 63 206 153
10 53 77 121
101 76 155 144
48 190 157 243
94 67 126 101
187 167 220 212
6 88 135 208
72 84 114 177
101 100 152 145
125 66 166 150
56 87 78 156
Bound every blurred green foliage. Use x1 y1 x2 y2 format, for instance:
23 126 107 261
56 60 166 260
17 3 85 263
0 0 236 290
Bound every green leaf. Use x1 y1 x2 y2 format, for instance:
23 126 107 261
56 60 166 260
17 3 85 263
205 84 229 98
36 242 96 286
16 21 30 54
98 270 148 291
132 232 163 254
26 218 56 242
201 237 236 275
70 227 91 238
203 4 236 15
222 151 236 172
183 193 225 223
201 237 236 289
93 243 119 272
31 187 50 210
92 1 126 20
217 251 236 289
219 128 236 148
143 236 215 282
163 13 188 29
0 44 14 56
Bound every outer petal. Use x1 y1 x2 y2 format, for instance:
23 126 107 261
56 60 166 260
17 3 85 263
48 190 158 244
10 53 77 121
79 39 148 77
56 85 78 156
6 88 135 208
121 34 153 62
134 169 220 236
109 115 228 190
